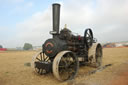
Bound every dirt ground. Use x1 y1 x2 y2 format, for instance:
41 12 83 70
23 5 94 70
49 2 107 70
0 48 128 85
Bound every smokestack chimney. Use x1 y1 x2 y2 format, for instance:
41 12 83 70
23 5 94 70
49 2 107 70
52 3 60 38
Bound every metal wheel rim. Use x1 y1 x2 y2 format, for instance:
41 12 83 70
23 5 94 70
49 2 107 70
95 46 102 67
53 51 79 81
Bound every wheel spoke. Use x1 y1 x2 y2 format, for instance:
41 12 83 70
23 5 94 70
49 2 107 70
36 57 41 61
43 52 45 61
40 69 43 75
40 52 42 61
37 68 40 73
44 56 48 61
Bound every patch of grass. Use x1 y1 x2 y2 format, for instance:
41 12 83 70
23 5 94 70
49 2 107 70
24 62 31 67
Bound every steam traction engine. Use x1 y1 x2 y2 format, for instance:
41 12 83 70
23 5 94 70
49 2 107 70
31 3 102 81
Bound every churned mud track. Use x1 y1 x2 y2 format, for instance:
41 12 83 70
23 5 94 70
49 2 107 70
0 48 128 85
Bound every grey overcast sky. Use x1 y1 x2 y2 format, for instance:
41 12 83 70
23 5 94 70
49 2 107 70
0 0 128 48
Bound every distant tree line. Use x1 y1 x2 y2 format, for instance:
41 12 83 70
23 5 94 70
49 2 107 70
0 43 33 50
0 45 3 48
23 43 33 50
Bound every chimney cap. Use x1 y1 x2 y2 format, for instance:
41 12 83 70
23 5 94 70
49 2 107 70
52 3 61 6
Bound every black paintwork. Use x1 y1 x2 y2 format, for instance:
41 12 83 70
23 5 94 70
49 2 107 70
35 3 95 73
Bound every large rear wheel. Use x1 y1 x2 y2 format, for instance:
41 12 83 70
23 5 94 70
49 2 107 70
88 43 103 68
95 44 102 67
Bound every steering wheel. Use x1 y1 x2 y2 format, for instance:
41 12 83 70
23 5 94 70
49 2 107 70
84 28 93 48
